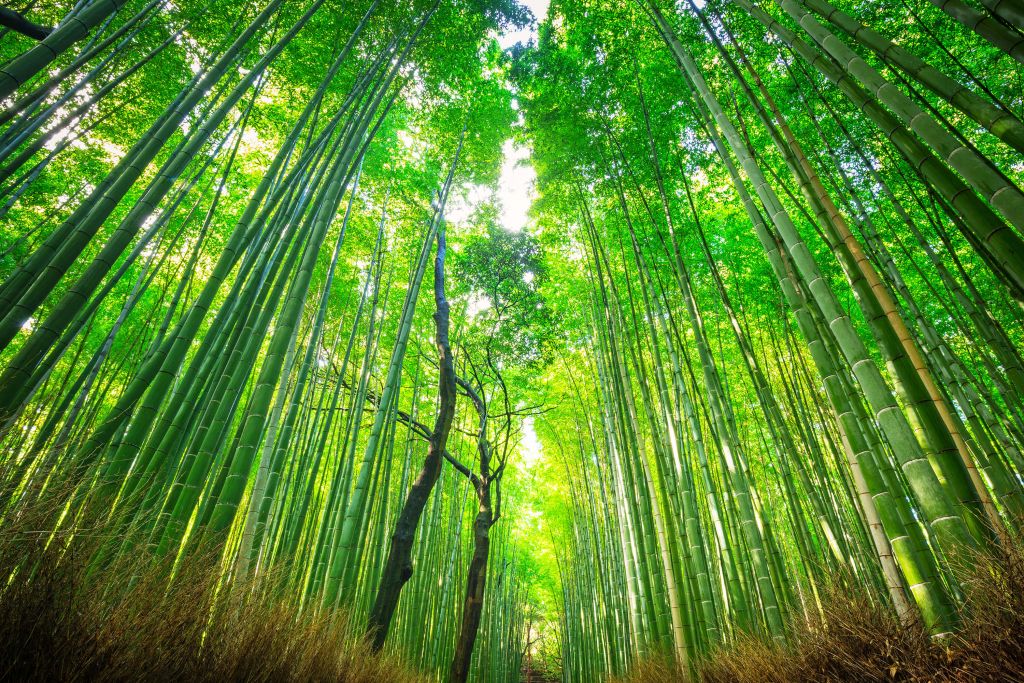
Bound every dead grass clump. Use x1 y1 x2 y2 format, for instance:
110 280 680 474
615 656 685 682
0 488 425 682
619 539 1024 683
945 537 1024 682
698 583 940 683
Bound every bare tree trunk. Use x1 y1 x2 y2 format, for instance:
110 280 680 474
366 134 464 650
450 494 493 682
449 366 505 681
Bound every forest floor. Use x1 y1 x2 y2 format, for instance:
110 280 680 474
619 540 1024 683
3 488 1022 682
0 495 426 683
520 667 560 682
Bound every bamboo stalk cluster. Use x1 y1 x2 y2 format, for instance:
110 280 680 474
0 1 532 680
523 0 1024 678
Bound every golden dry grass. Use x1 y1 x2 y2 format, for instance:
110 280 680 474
618 540 1024 683
0 487 426 683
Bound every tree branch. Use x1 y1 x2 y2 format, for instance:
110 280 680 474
331 368 478 483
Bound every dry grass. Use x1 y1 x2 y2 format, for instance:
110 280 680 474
618 540 1024 683
0 487 426 683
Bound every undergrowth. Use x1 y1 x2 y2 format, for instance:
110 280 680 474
0 485 425 683
619 538 1024 683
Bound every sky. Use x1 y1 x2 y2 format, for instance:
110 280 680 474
495 139 535 232
494 0 549 233
500 1 549 465
497 0 550 50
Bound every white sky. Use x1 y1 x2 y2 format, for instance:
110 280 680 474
496 139 535 232
518 416 543 469
497 0 550 50
503 2 548 471
494 0 548 233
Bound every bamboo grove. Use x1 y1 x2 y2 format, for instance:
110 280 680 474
517 0 1024 678
0 1 542 681
1 0 1024 681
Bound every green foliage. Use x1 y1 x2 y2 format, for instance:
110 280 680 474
453 218 553 365
1 0 1024 680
